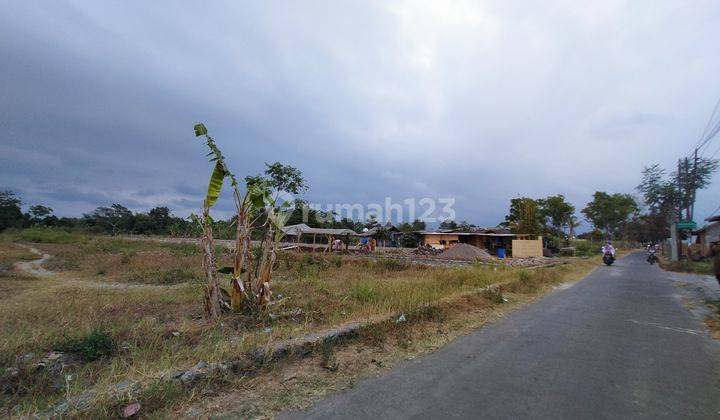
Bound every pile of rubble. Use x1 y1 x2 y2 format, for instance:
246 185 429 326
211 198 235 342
504 257 561 267
412 244 443 256
440 244 492 260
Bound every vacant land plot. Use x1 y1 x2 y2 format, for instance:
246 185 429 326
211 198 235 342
0 228 600 417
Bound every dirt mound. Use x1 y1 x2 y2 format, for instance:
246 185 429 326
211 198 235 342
439 243 492 260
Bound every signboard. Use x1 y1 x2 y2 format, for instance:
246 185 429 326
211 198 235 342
677 220 697 231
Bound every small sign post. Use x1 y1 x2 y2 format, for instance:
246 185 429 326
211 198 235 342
677 220 697 231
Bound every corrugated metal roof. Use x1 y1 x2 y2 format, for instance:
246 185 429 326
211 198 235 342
417 231 516 237
281 224 357 236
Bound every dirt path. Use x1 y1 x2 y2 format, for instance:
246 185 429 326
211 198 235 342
13 244 192 290
14 245 54 277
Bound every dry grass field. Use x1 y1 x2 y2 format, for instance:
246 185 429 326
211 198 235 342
0 228 601 417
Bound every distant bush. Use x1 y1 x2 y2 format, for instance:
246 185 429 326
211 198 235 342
369 258 411 273
3 227 84 244
572 239 597 257
55 330 115 362
122 267 198 285
167 243 201 257
398 233 420 248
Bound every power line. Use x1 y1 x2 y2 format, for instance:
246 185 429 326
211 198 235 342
707 202 720 219
698 120 720 155
696 94 720 152
709 143 720 160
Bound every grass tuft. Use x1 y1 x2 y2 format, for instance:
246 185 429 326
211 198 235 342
349 283 377 303
54 330 115 362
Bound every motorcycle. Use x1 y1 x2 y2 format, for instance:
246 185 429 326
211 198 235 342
647 249 658 265
603 252 615 266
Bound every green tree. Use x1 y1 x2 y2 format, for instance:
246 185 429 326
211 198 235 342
258 162 308 195
439 220 458 230
677 157 718 220
505 197 542 235
637 164 677 215
28 204 53 226
84 204 134 235
398 219 427 232
411 219 426 231
365 214 380 229
398 232 420 247
0 190 23 231
539 195 575 235
581 192 638 238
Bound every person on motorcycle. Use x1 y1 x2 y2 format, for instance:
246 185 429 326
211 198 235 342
601 241 616 258
646 242 659 264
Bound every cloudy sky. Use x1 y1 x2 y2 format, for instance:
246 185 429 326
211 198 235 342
1 0 719 228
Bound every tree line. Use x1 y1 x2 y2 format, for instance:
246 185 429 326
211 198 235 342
2 156 715 243
0 191 194 236
500 156 718 247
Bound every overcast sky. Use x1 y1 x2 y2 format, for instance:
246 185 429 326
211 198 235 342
1 0 719 228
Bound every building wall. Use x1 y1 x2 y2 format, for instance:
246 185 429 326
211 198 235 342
512 236 543 258
422 234 459 249
707 222 720 243
460 235 486 248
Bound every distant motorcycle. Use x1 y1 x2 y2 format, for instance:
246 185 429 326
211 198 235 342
603 252 615 266
647 249 659 265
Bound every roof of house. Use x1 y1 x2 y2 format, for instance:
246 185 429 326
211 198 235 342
281 224 356 236
695 216 720 234
417 229 516 237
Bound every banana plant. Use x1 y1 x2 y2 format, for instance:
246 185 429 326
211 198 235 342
193 122 296 316
194 123 232 318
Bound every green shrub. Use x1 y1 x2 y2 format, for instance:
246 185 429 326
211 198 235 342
398 233 420 248
122 267 198 285
168 243 201 257
572 240 596 257
330 255 343 268
350 283 378 303
482 286 506 304
11 227 84 244
55 330 115 362
371 258 410 273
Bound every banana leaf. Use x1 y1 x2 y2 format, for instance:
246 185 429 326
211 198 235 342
194 123 207 136
204 161 225 208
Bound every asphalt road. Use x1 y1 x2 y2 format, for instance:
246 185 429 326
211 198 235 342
282 253 720 419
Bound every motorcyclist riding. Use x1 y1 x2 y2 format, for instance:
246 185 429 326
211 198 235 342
646 242 659 264
601 241 616 265
601 241 616 258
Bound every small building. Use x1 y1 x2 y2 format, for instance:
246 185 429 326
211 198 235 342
418 227 516 256
693 215 720 255
280 224 356 251
358 222 402 247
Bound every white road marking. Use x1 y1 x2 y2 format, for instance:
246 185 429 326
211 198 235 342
628 319 703 335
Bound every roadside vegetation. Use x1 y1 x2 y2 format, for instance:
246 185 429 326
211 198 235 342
0 228 601 417
659 258 715 276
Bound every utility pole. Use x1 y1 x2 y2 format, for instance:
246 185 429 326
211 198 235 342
690 148 698 221
675 158 683 261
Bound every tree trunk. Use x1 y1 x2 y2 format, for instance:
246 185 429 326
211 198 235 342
202 207 221 319
256 226 276 305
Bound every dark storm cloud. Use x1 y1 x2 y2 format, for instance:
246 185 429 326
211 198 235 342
1 1 719 225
